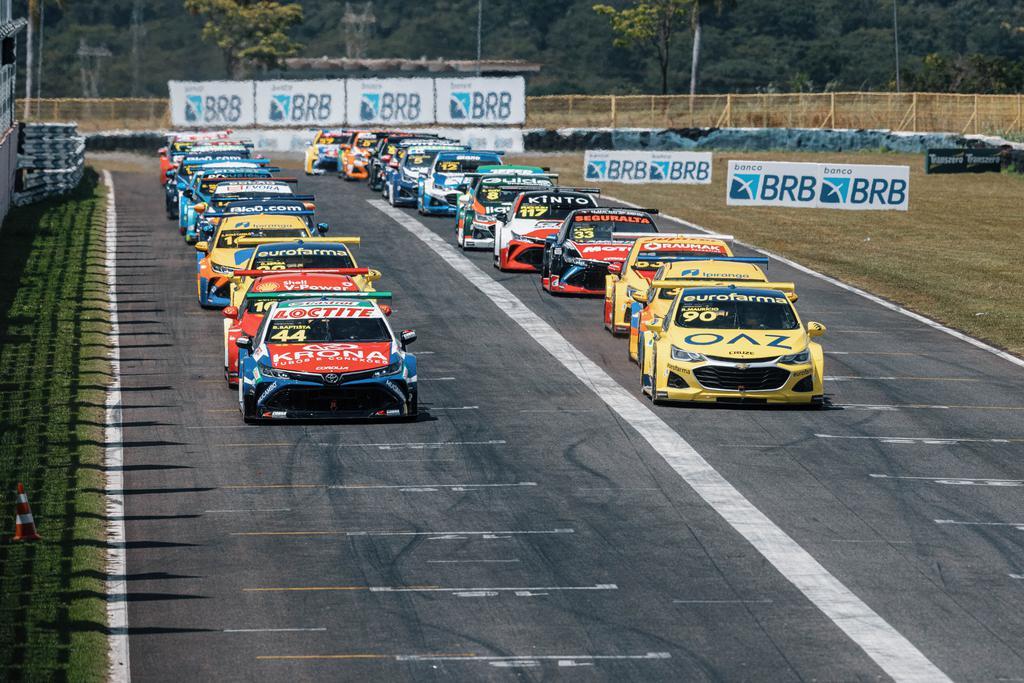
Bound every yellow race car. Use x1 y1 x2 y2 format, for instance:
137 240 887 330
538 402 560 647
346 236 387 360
604 234 734 335
304 129 354 175
640 283 826 407
628 257 780 362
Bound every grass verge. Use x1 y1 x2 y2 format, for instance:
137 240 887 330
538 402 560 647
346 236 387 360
0 169 110 681
512 151 1024 358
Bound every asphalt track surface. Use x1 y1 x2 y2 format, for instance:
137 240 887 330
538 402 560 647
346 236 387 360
112 165 1024 681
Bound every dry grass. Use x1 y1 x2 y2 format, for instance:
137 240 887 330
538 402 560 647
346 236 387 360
512 151 1024 357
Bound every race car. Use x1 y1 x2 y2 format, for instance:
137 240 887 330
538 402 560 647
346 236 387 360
540 207 660 295
367 132 432 191
236 295 418 423
383 143 468 208
172 156 272 229
159 132 235 183
494 187 600 271
628 257 774 363
339 131 382 180
453 173 555 250
221 269 371 387
604 234 734 335
417 151 503 216
194 213 320 309
304 130 353 175
640 284 825 407
180 169 287 242
195 196 319 249
164 149 257 219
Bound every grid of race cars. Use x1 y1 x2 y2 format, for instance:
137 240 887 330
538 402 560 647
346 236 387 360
160 128 827 423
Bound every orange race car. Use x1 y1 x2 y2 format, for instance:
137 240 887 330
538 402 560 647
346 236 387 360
339 130 384 180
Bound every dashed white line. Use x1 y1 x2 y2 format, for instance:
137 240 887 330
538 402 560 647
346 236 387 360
825 375 983 382
935 520 1024 529
429 405 479 411
232 528 575 539
224 628 327 633
370 199 951 683
394 652 670 666
427 559 520 564
870 474 1023 487
818 434 1022 445
369 583 616 594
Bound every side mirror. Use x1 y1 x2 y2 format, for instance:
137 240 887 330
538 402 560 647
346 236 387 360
495 210 509 222
194 202 208 214
807 321 827 338
379 305 393 316
544 235 557 243
607 262 622 275
400 329 417 348
631 290 646 303
222 306 239 319
194 241 209 253
317 222 329 234
235 336 252 350
366 269 382 282
183 189 194 199
165 169 175 178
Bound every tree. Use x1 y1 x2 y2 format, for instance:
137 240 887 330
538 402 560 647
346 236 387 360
687 0 732 96
184 0 304 77
24 0 66 117
594 0 690 94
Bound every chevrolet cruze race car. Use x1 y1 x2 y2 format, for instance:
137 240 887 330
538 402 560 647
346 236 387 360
166 152 259 220
640 284 825 407
541 208 659 295
494 188 600 271
628 257 774 362
384 143 468 208
604 234 734 335
340 131 382 180
237 296 417 423
304 130 353 175
454 174 554 250
367 132 430 191
221 270 371 387
159 133 235 183
418 151 503 216
180 169 287 241
194 195 316 244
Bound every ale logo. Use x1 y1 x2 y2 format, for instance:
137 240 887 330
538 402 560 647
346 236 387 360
585 160 607 180
269 95 291 122
820 176 851 204
360 93 380 121
450 92 472 120
729 173 761 200
185 95 203 122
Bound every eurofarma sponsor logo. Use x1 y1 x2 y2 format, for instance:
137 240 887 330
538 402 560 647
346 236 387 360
726 161 909 211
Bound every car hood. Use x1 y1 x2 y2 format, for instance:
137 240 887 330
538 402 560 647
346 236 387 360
266 342 393 373
567 240 634 263
670 328 808 359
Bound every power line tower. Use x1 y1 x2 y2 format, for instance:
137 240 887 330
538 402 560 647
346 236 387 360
77 38 112 98
130 0 145 96
342 2 376 59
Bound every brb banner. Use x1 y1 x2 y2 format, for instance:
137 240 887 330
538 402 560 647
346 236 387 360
434 77 526 125
169 81 255 127
255 80 345 126
346 78 433 125
726 160 909 211
584 151 713 184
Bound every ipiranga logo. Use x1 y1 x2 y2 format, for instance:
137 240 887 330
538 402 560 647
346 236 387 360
726 161 909 211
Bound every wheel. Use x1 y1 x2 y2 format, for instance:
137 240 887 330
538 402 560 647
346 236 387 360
242 394 260 424
810 395 825 410
403 392 419 422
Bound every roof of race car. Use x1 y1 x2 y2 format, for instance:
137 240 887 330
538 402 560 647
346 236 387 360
436 151 501 161
660 261 767 279
213 181 292 194
218 215 309 230
678 285 792 299
572 207 654 218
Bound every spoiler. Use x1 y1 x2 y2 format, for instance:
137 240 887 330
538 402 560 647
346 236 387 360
609 232 663 241
597 207 659 214
554 187 601 194
244 291 393 301
213 193 315 203
640 232 734 242
465 171 559 179
205 174 292 182
650 278 796 301
204 209 315 218
233 268 370 278
642 255 769 264
233 237 361 246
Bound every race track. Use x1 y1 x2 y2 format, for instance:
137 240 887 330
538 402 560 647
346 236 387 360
112 166 1024 681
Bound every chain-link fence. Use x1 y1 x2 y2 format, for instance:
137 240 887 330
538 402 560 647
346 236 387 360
14 93 1024 135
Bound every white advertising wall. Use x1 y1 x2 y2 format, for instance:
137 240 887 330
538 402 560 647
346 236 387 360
584 151 713 184
434 77 526 125
345 78 435 126
254 80 346 126
726 160 909 211
168 81 256 127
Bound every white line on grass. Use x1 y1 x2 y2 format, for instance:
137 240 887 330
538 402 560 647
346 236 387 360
369 199 950 683
102 170 131 683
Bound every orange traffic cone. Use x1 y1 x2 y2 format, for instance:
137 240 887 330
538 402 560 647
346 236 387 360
12 483 41 542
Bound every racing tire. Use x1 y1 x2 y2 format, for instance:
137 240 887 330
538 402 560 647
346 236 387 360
402 392 419 422
242 395 261 424
810 395 825 410
493 252 500 269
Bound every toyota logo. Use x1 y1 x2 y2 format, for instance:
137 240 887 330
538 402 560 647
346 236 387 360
323 373 340 384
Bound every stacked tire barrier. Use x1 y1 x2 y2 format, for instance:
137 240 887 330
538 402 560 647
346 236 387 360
14 122 85 206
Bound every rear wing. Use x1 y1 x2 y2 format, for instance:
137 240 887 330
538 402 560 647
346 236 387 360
552 187 601 194
640 232 734 241
233 268 370 278
245 291 393 304
651 278 797 301
637 255 768 264
598 207 659 214
211 194 315 204
206 175 293 183
465 171 559 180
204 208 315 218
608 232 662 241
233 237 361 246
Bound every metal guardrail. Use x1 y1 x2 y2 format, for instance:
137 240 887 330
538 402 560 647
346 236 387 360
14 123 85 206
14 92 1024 135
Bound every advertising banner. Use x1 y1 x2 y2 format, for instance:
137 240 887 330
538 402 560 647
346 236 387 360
254 80 346 126
925 148 1003 174
169 81 255 127
584 151 713 184
346 78 435 125
434 77 526 125
726 160 909 211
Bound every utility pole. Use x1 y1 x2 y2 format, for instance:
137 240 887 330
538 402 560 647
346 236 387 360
77 38 112 98
893 0 901 93
130 0 144 96
341 2 376 59
36 1 43 99
476 0 482 76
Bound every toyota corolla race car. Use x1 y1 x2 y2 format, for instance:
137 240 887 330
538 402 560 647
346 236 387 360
417 151 503 216
384 143 468 208
541 208 659 295
453 173 555 250
640 284 825 407
340 131 382 180
604 234 734 335
194 213 318 308
237 296 418 423
628 257 775 362
494 188 600 271
304 130 353 175
221 270 372 387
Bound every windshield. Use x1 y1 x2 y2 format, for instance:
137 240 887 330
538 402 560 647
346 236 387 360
404 153 436 171
436 157 496 173
673 291 799 330
250 247 355 270
567 215 656 242
515 194 596 220
356 137 377 148
215 227 308 249
477 186 522 207
265 316 390 343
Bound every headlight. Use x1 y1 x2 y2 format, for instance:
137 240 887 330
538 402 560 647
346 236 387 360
211 262 234 275
671 346 706 362
562 245 583 265
779 348 810 364
370 360 403 378
260 365 317 381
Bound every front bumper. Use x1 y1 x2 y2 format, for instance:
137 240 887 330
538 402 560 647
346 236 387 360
421 190 457 215
390 178 418 206
313 156 340 173
544 264 608 295
501 242 545 272
342 162 369 179
248 374 415 420
653 361 819 405
198 275 231 308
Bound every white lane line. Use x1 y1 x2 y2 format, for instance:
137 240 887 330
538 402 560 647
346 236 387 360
427 559 520 564
818 434 1022 445
421 376 456 381
224 628 327 633
827 351 915 355
673 599 774 604
224 482 535 493
870 474 1023 487
825 375 983 382
429 406 479 411
935 520 1024 529
837 403 1024 412
232 528 575 539
395 652 671 667
370 199 951 683
605 194 1024 370
1010 574 1024 580
369 583 616 594
204 508 293 513
102 170 131 683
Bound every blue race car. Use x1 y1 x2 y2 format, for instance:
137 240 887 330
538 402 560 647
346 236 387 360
383 143 467 208
237 294 417 423
417 150 503 216
180 164 282 242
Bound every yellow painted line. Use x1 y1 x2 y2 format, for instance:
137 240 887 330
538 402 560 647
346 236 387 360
223 484 323 490
244 585 440 592
256 653 476 661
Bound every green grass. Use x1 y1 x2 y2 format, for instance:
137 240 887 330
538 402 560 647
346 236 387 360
0 169 111 682
512 151 1024 358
